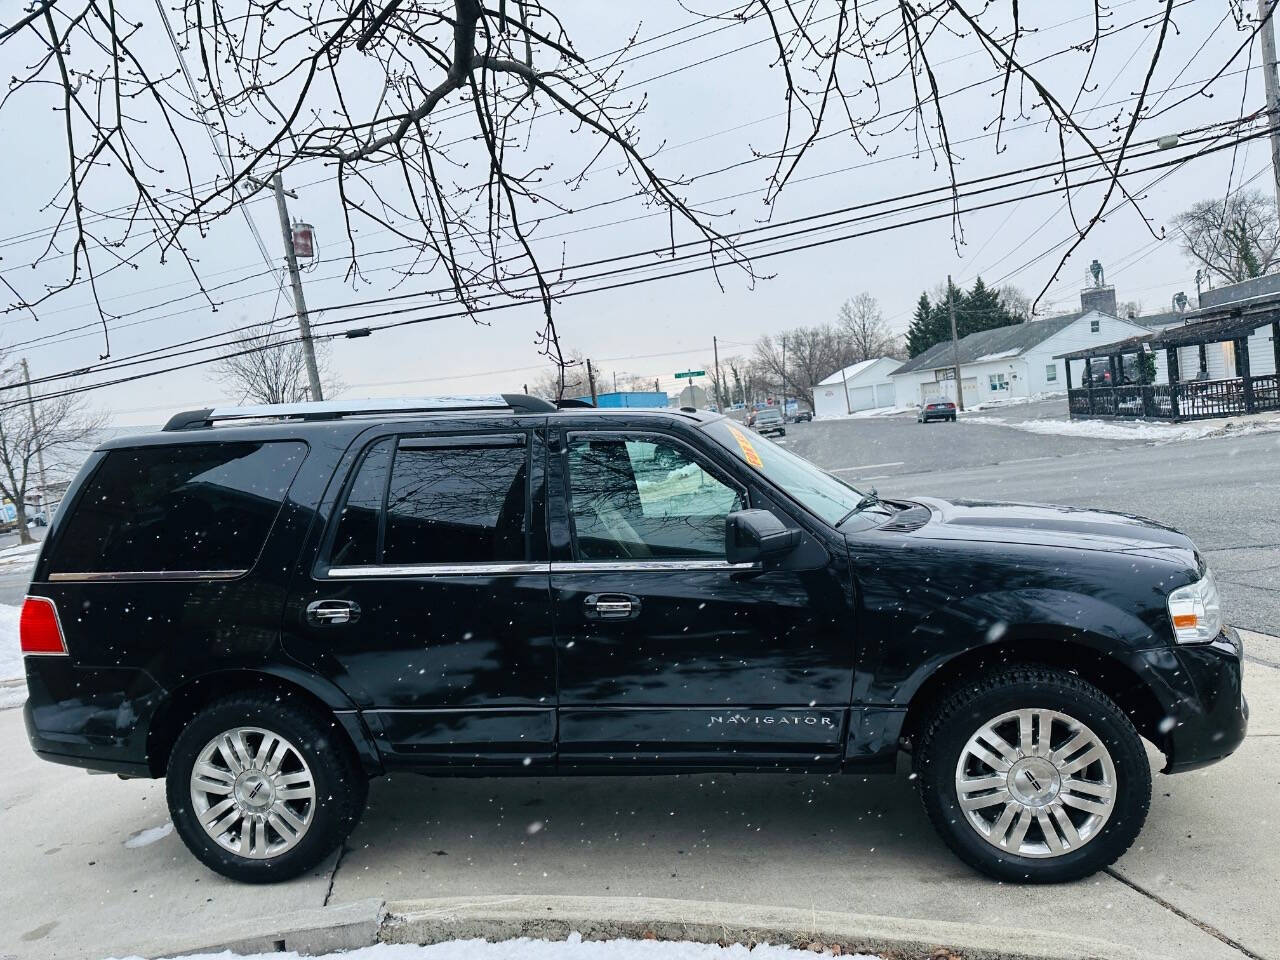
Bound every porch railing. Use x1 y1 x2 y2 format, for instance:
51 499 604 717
1068 376 1273 421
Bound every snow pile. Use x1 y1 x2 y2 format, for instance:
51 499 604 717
116 935 877 960
817 405 915 420
961 414 1280 443
124 823 174 849
0 603 25 709
0 540 41 567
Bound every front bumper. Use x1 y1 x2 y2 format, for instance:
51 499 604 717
1135 628 1248 774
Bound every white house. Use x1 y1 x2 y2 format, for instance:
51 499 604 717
812 357 901 418
889 296 1151 407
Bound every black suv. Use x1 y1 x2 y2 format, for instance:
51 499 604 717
21 396 1246 884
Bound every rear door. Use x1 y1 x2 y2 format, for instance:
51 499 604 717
284 420 556 770
548 421 853 770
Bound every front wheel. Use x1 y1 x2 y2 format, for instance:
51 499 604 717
915 666 1151 883
166 693 368 883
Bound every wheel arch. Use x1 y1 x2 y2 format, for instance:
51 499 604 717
899 638 1168 759
144 667 383 778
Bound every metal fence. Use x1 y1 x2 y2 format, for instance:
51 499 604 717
1068 376 1278 421
1064 376 1280 419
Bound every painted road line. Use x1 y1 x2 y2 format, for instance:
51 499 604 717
829 461 905 473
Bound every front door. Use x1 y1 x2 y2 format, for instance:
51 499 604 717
285 423 555 770
549 425 853 770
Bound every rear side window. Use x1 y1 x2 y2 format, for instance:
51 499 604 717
329 436 529 567
49 441 307 575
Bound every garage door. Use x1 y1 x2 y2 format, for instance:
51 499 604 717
847 385 875 411
874 383 896 408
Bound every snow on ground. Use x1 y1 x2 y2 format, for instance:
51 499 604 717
961 414 1280 443
0 603 25 709
0 540 41 566
124 823 174 849
113 935 878 960
817 405 915 420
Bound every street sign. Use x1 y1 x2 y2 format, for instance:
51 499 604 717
674 369 706 379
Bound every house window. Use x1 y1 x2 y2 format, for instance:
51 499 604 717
989 373 1009 392
1045 364 1057 382
1090 319 1100 333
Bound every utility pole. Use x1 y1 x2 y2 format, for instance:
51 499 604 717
271 173 324 402
20 358 47 513
586 358 598 404
840 363 852 415
948 274 965 411
1260 0 1280 217
713 336 725 411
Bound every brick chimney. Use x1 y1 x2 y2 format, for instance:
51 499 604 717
1080 284 1117 316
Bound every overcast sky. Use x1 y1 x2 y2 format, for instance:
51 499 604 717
0 0 1266 425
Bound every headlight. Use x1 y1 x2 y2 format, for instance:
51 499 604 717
1167 569 1223 643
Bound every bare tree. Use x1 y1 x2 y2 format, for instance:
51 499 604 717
0 0 1217 398
753 326 846 411
998 285 1033 322
0 357 103 544
1173 190 1280 284
837 293 899 363
214 323 342 405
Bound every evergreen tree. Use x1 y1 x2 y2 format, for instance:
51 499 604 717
960 276 1009 336
906 292 936 357
906 277 1024 357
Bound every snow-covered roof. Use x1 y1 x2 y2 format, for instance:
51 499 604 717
817 357 894 386
972 348 1021 362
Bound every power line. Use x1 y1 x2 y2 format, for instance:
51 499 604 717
2 121 1257 411
11 57 1257 355
14 120 1256 387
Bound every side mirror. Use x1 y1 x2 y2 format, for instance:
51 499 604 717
725 509 800 565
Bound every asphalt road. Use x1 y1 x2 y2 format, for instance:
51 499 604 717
780 403 1280 633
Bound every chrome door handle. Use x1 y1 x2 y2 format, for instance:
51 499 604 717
584 593 641 620
306 599 361 626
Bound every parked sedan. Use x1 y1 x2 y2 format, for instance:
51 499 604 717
918 397 957 423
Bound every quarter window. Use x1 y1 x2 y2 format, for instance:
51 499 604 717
329 436 528 567
49 441 307 574
567 436 743 560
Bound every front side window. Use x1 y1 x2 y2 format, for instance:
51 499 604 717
989 373 1008 391
329 436 528 567
567 436 742 560
49 441 307 574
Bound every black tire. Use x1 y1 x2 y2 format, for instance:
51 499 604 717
166 693 368 883
915 666 1150 884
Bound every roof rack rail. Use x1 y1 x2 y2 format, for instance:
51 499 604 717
162 394 556 431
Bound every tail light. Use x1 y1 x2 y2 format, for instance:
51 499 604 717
20 596 67 655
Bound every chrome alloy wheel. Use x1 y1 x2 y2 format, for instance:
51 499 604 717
955 709 1117 859
189 726 316 859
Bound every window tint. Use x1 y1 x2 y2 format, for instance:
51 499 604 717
330 439 392 566
568 436 742 560
50 441 306 574
381 441 528 564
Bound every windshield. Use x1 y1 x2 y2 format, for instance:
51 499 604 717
703 418 866 526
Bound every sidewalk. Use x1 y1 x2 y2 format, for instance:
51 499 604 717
1 634 1276 960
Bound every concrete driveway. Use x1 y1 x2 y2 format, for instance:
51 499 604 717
0 635 1275 960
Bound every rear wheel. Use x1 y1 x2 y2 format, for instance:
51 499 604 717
166 693 367 883
915 666 1150 883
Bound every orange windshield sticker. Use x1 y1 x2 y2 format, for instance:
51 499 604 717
727 425 764 469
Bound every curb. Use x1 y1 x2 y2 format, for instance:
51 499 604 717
138 894 1155 960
